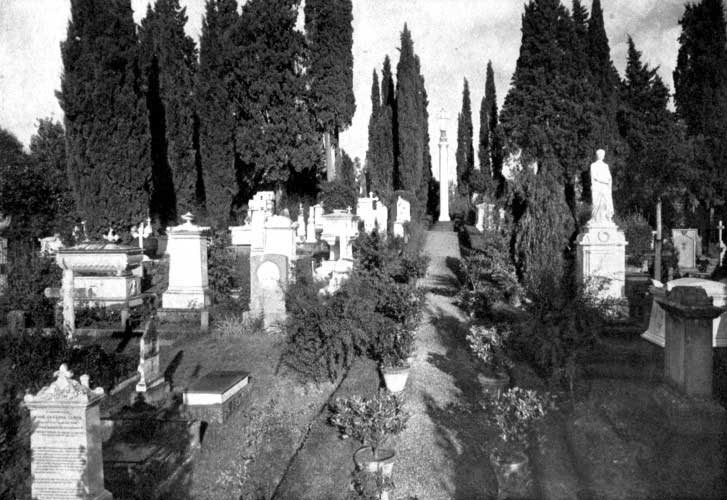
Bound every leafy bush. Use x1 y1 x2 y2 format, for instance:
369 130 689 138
484 386 549 449
318 179 357 213
457 232 521 319
616 212 653 266
74 305 122 328
0 247 60 327
207 230 243 311
329 391 409 454
346 469 394 500
354 231 429 285
466 324 513 376
510 271 604 392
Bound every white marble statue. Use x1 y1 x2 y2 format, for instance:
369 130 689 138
589 149 614 225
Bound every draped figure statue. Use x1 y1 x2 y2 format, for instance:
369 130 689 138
589 149 614 225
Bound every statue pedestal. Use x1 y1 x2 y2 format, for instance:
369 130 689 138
576 221 627 300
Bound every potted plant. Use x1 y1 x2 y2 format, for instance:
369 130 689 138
467 324 513 398
329 391 409 479
345 468 395 500
485 386 549 499
376 321 415 393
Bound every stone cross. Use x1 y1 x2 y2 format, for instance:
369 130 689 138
131 217 152 250
719 220 726 266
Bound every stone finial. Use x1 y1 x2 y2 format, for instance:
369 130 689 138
181 212 195 226
102 227 120 243
24 364 104 404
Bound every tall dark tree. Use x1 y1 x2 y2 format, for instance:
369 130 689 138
456 78 474 198
197 0 238 228
29 119 76 236
140 0 199 226
586 0 620 103
674 0 727 235
58 0 151 235
478 61 498 192
420 77 435 216
366 70 385 194
304 0 355 181
395 25 427 202
378 56 397 195
231 0 319 198
616 37 693 222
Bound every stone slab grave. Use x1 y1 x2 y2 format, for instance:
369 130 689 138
672 228 700 272
24 364 112 500
183 370 250 424
393 195 411 239
643 277 727 347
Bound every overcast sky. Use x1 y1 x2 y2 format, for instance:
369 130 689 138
0 0 686 178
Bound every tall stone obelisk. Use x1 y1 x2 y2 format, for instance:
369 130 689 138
437 108 450 222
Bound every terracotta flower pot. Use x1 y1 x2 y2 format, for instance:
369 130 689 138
478 371 510 399
381 364 410 393
354 446 396 478
489 448 530 500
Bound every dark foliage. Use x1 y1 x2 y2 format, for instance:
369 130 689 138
456 78 474 198
231 0 319 193
368 57 397 197
0 248 60 327
58 0 152 236
478 61 501 198
139 0 200 226
197 0 239 228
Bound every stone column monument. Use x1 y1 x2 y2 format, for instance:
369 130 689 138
24 364 112 500
576 149 627 300
162 212 211 310
437 108 450 223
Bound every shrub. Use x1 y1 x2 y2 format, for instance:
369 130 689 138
318 179 357 213
207 230 242 310
74 306 122 328
510 271 604 392
615 212 653 266
466 324 513 375
329 391 409 454
0 246 60 327
354 231 428 285
457 232 521 319
484 386 549 449
213 313 264 339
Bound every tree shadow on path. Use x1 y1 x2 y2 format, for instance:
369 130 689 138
423 306 501 500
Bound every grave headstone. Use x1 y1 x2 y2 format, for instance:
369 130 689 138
162 213 210 310
306 206 318 244
262 215 296 263
24 364 112 500
393 196 411 239
475 202 486 232
0 236 7 295
642 277 727 347
655 286 724 398
38 234 64 256
374 201 388 237
296 205 306 242
136 316 164 394
356 196 376 233
672 228 699 271
250 254 288 330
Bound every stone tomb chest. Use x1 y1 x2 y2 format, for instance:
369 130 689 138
184 370 250 424
642 277 727 347
56 243 143 307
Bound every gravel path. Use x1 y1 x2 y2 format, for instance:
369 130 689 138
394 228 497 500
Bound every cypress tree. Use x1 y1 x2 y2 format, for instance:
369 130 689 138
456 78 474 198
140 0 199 226
395 25 424 197
304 0 355 181
673 0 727 236
197 0 238 228
478 61 497 191
617 37 692 220
586 0 620 102
420 76 434 216
231 0 319 197
58 0 151 236
378 56 397 195
366 70 387 195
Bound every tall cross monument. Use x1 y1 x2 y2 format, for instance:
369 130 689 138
437 108 450 222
